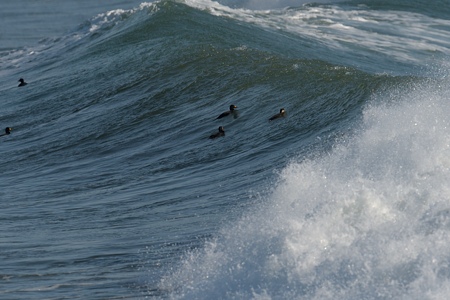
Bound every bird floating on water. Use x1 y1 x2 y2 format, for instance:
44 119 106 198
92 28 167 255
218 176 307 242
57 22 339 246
18 78 27 87
216 104 237 119
269 108 286 121
0 127 12 137
209 126 225 139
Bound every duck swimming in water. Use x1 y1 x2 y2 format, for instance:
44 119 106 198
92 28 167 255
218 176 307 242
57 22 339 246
269 108 286 121
209 126 225 139
216 104 237 119
18 78 27 87
0 127 12 137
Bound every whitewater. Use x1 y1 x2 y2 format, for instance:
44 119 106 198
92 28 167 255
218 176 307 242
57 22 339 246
1 0 450 299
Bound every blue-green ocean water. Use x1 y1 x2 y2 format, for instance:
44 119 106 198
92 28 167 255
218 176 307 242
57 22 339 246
1 0 450 299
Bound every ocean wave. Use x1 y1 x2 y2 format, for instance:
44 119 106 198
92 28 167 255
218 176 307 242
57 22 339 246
158 72 450 300
2 1 450 299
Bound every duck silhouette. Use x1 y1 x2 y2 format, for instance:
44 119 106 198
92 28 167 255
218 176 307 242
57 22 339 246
0 127 12 137
216 105 237 119
269 108 286 121
18 78 27 87
209 126 225 139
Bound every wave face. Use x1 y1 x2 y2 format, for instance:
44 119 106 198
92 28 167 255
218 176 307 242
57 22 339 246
159 83 450 299
1 0 450 299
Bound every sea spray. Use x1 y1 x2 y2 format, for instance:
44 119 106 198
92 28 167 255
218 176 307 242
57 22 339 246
160 77 450 299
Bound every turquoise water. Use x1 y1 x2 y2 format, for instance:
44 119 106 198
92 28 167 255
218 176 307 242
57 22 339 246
1 0 450 299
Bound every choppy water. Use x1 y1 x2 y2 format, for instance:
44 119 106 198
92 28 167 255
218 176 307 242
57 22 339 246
1 0 450 299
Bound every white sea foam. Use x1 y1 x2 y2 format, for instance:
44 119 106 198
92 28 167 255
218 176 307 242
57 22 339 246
87 2 158 33
3 0 448 76
160 73 450 298
0 2 159 77
184 0 450 67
